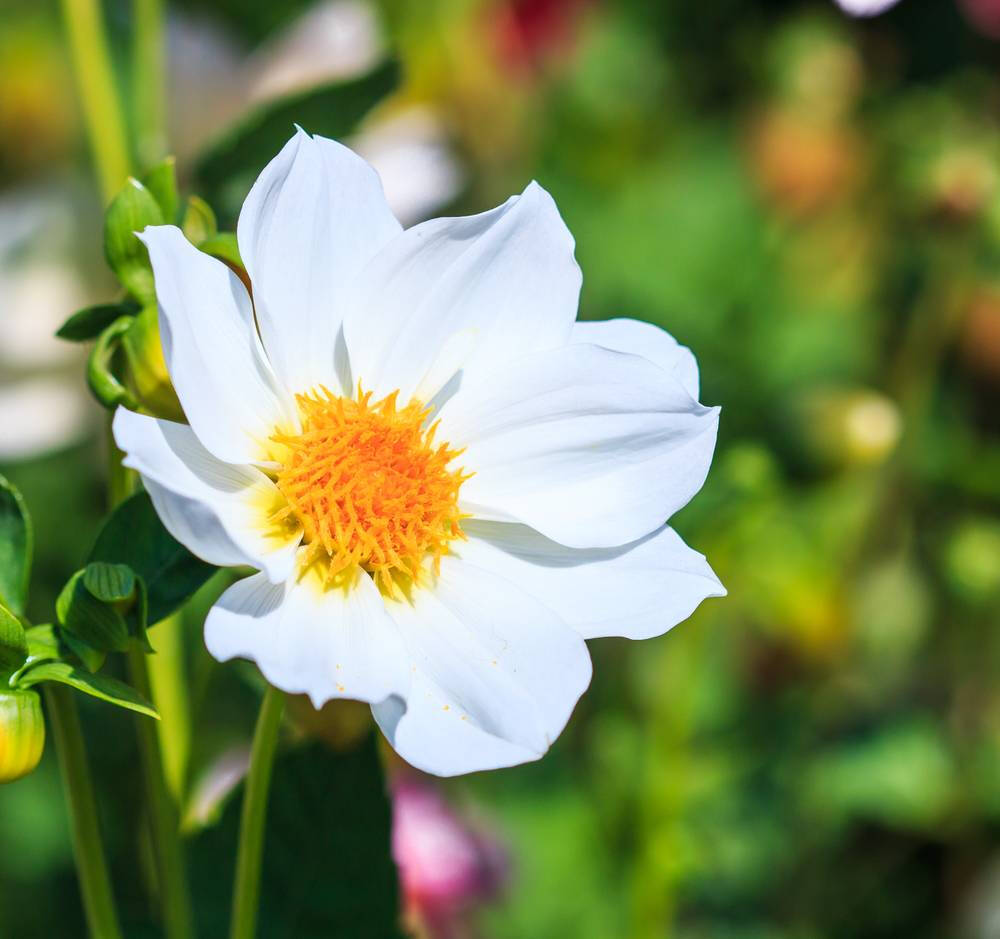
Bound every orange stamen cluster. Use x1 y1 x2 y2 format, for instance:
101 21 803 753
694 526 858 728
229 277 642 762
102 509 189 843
272 386 469 594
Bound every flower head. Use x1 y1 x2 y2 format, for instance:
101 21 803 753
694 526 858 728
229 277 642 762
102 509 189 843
113 127 724 776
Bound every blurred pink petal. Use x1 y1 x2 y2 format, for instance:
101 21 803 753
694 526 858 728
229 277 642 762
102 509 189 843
958 0 1000 38
391 778 506 932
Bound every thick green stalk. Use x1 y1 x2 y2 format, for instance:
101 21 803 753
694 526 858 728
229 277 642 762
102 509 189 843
46 685 124 939
131 0 167 167
128 649 195 939
59 0 132 202
147 614 192 801
108 428 195 939
230 687 285 939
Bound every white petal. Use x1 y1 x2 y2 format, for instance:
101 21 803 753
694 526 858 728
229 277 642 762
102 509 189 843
112 407 300 582
572 318 700 400
458 521 725 640
344 181 581 405
139 225 295 464
372 557 592 776
205 568 409 709
237 129 401 394
437 343 720 549
834 0 901 16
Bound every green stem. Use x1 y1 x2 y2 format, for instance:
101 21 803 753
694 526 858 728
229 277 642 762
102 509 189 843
59 0 132 202
131 0 167 168
128 649 196 939
46 685 124 939
230 687 285 939
147 613 192 801
108 424 194 939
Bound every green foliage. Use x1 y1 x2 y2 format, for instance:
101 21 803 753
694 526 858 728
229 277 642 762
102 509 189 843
0 603 28 679
86 316 140 410
141 156 179 224
0 475 32 616
54 560 151 658
198 232 243 268
190 735 403 938
16 662 158 720
103 177 164 305
56 299 140 342
194 61 400 212
181 195 217 244
20 625 61 668
56 568 130 653
89 491 216 626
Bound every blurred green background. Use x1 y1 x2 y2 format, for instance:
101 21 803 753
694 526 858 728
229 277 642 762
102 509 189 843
2 0 1000 936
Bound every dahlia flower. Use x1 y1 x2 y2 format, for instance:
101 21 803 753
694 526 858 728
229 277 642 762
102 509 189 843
113 128 724 775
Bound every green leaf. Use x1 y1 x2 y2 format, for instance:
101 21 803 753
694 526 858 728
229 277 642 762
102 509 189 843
56 299 141 341
85 561 151 652
0 603 28 679
83 561 135 603
190 735 402 937
89 491 216 625
16 661 159 719
104 177 165 304
56 569 130 653
86 316 140 411
142 156 179 223
60 632 107 674
0 474 32 616
198 233 243 270
6 624 64 687
194 60 400 208
23 624 60 663
182 195 218 245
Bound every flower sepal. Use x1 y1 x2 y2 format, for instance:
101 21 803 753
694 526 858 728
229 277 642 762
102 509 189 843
121 305 185 422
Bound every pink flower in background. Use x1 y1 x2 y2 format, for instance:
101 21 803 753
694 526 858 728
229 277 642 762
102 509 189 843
492 0 591 71
958 0 1000 37
392 778 506 937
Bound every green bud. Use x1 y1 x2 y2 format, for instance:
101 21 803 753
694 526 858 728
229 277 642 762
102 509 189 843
0 688 44 784
122 305 184 423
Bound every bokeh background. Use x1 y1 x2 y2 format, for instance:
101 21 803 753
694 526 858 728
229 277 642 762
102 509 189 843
2 0 1000 936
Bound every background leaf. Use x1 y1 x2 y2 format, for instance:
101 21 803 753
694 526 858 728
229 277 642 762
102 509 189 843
15 661 159 718
194 61 400 214
103 177 165 304
0 474 32 616
190 735 403 938
56 299 140 342
89 490 216 625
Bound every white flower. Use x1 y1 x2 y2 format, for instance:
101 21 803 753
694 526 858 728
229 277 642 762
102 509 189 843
113 128 725 776
833 0 902 15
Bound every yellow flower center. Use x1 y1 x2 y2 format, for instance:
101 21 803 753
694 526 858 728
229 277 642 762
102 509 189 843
272 386 469 594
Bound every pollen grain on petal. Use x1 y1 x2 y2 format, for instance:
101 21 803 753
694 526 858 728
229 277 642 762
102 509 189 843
272 385 470 595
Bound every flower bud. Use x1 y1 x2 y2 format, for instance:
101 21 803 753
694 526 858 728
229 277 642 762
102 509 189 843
0 688 45 784
121 305 184 423
285 695 372 751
